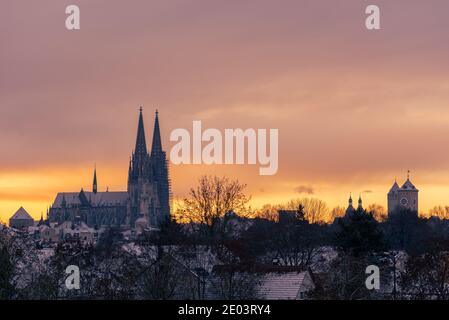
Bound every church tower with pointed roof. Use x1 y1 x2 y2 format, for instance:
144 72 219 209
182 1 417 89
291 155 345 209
387 179 400 215
357 195 363 211
388 171 419 215
344 194 355 217
93 166 98 194
149 110 171 222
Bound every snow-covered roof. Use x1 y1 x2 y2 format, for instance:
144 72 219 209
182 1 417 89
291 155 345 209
10 207 34 221
52 191 128 208
258 271 309 300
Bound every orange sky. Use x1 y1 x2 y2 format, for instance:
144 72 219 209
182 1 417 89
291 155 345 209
2 1 449 222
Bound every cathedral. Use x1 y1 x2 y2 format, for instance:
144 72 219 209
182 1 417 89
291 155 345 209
387 172 419 215
48 108 171 229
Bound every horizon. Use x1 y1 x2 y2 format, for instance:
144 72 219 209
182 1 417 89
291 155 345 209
2 0 449 222
0 108 439 222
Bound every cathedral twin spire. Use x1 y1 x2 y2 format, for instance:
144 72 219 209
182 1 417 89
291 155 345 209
92 108 161 192
134 107 161 158
129 107 164 183
128 107 171 225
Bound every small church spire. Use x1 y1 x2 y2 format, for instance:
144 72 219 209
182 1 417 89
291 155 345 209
151 109 162 156
93 165 98 194
358 194 363 210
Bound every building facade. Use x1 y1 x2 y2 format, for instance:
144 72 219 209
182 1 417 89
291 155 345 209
387 173 418 215
48 109 171 229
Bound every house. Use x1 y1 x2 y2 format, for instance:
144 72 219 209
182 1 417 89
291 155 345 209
258 268 315 300
57 221 96 243
278 210 298 224
39 225 59 243
9 207 35 229
131 247 207 300
29 220 98 244
208 264 315 300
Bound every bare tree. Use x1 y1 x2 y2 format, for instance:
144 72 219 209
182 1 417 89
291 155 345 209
0 228 42 299
254 204 279 222
367 204 387 222
176 176 250 242
209 270 261 300
428 206 449 220
330 206 346 222
283 198 329 224
312 253 376 300
400 243 449 300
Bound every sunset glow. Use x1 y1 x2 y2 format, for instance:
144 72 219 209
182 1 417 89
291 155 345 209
2 0 449 222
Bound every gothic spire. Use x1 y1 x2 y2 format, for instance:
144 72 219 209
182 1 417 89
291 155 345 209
151 109 162 156
93 165 97 194
135 107 148 156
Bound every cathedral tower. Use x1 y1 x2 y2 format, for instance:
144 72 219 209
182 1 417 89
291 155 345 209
149 110 171 222
127 108 171 228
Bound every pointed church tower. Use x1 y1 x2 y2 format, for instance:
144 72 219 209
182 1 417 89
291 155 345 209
345 194 355 217
397 170 419 214
151 110 162 156
128 107 150 226
387 179 400 214
357 195 363 211
93 166 98 194
149 109 171 223
128 107 152 185
135 107 148 156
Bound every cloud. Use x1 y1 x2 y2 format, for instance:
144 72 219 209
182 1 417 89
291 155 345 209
363 190 373 194
294 185 315 195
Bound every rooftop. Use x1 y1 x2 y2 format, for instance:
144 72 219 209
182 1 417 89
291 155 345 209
10 207 34 221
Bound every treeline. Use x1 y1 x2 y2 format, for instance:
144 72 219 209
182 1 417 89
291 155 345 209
2 176 449 300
